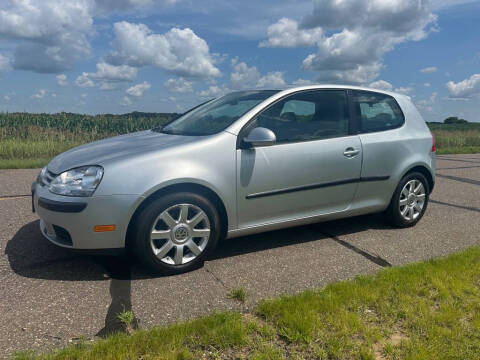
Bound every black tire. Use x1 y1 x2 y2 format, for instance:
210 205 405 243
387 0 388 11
386 172 430 228
132 192 221 275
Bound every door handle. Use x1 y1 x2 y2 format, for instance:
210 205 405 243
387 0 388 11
343 147 360 158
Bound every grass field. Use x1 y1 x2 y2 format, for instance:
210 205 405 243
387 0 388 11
1 112 479 169
15 247 480 360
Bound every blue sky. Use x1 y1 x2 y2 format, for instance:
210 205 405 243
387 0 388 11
0 0 479 122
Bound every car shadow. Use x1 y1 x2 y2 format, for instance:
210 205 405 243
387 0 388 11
5 214 391 336
6 215 392 282
212 213 391 260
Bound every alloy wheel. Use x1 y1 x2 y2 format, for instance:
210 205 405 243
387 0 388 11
399 179 426 221
150 203 211 265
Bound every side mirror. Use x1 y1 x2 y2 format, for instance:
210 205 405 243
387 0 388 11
242 127 276 148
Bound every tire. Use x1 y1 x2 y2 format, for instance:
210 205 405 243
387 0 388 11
132 192 221 275
386 172 430 228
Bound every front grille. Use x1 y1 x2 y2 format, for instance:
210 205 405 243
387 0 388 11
53 225 73 246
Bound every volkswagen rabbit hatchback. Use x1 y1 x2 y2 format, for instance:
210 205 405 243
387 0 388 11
33 85 435 274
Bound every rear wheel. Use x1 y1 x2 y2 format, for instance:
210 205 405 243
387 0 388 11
133 192 221 275
387 172 430 228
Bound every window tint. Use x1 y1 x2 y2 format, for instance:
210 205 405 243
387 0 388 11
253 90 349 143
352 91 404 133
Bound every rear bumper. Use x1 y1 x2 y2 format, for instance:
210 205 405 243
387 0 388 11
33 182 141 250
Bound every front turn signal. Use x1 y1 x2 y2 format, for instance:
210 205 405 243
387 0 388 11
94 225 116 232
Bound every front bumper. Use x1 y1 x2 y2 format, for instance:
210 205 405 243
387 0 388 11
33 182 141 250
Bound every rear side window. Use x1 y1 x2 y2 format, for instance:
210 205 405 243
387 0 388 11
351 91 404 133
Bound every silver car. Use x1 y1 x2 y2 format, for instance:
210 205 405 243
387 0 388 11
32 85 435 274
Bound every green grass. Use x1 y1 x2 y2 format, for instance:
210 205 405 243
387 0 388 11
227 287 248 304
0 158 49 169
15 247 480 360
436 146 480 155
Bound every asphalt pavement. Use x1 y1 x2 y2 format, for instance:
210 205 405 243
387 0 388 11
1 154 479 357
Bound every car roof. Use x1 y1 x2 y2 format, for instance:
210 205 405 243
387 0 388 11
265 84 409 100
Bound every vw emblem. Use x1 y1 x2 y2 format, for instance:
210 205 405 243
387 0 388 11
174 227 189 241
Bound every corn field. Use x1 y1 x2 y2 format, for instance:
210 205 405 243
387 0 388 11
0 112 479 168
0 112 176 168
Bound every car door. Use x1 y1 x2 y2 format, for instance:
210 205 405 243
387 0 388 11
236 89 363 229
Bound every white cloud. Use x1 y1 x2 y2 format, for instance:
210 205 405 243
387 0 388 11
259 18 323 48
31 89 47 99
106 21 221 79
417 92 437 112
420 66 437 73
261 0 437 84
198 85 225 98
75 62 138 89
0 54 11 72
230 60 261 90
95 0 151 12
292 79 313 86
75 74 95 88
394 87 413 95
417 92 437 105
424 82 431 87
121 95 132 105
126 81 151 97
230 59 286 90
56 74 68 86
0 1 188 74
0 0 94 73
447 74 480 99
94 0 179 13
257 71 286 88
369 80 393 91
368 81 414 95
164 78 194 93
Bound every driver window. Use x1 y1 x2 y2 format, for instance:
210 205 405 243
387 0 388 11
255 90 349 143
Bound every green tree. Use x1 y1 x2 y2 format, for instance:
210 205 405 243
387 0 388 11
444 116 468 124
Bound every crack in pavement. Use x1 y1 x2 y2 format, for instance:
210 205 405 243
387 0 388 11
436 165 480 170
318 230 392 268
0 194 30 200
436 173 480 186
203 263 229 290
436 157 480 164
430 199 480 213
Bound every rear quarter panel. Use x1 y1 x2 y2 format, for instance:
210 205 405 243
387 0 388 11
353 95 434 211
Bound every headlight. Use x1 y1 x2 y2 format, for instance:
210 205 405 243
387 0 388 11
49 166 104 197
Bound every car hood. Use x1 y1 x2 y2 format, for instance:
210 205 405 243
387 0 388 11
48 130 201 174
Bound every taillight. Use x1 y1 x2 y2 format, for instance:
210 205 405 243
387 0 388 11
430 131 436 152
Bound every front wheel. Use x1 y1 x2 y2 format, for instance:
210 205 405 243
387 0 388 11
133 192 221 275
386 172 430 228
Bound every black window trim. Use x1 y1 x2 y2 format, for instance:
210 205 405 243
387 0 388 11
236 88 355 149
347 89 406 135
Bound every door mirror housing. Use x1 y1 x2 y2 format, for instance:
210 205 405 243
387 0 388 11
242 127 276 148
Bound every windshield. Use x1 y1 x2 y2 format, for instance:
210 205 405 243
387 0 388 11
159 90 279 136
